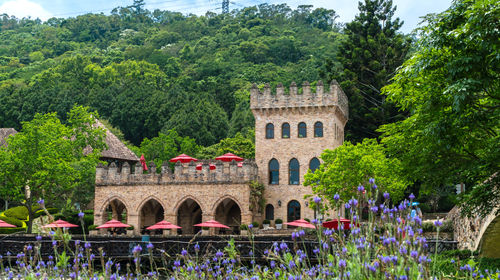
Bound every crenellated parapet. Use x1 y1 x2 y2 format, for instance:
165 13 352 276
250 80 349 120
95 159 258 186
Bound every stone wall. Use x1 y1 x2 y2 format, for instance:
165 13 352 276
94 160 257 234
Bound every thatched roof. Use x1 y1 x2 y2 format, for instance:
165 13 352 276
0 128 18 147
95 120 139 162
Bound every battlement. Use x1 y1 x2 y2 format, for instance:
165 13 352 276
250 80 348 120
95 159 258 186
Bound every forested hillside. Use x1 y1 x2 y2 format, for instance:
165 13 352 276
0 1 408 157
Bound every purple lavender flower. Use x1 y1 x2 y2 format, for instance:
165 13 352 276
338 259 346 268
37 199 44 206
369 178 375 185
357 185 365 192
36 235 42 241
194 243 200 251
215 251 223 258
78 212 85 219
409 193 415 200
181 249 187 256
434 220 443 227
383 192 390 200
372 184 377 190
313 196 322 204
147 243 154 250
132 245 142 254
248 224 253 229
333 194 340 201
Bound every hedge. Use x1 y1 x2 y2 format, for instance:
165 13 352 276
0 215 24 227
0 227 25 234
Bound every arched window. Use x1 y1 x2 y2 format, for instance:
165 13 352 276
289 158 300 185
309 157 320 173
269 159 279 185
266 123 274 139
282 123 290 138
287 200 301 222
265 204 274 220
298 122 307 138
314 122 323 137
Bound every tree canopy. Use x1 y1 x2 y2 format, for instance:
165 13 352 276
0 106 106 233
303 139 409 207
379 0 499 217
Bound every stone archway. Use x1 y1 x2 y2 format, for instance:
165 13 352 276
214 198 241 234
139 199 164 234
478 215 500 258
103 199 128 224
177 198 202 235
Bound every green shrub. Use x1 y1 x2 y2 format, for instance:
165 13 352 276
83 210 94 215
0 227 25 234
88 225 98 231
304 218 310 222
275 218 283 224
34 207 60 218
440 219 453 233
0 215 24 227
4 206 29 220
422 221 435 232
263 219 270 224
251 221 259 228
441 249 477 260
240 224 248 230
419 203 431 213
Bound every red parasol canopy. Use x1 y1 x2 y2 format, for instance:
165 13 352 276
322 218 353 230
43 219 79 228
0 219 16 228
194 220 229 229
196 163 216 170
146 220 181 230
96 219 131 229
215 153 244 162
284 219 316 229
140 154 148 171
170 154 198 163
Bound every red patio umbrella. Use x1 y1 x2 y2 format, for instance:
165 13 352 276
146 220 181 230
169 154 198 163
140 154 148 171
284 219 316 229
0 219 16 228
96 219 131 229
322 218 353 230
215 153 244 162
194 220 229 229
196 163 216 170
43 219 79 228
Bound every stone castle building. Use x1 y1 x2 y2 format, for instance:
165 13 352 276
93 81 348 235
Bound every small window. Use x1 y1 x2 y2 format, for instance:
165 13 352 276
269 159 279 185
287 200 301 222
314 122 323 137
309 157 320 173
265 204 274 220
266 123 274 139
289 158 300 185
282 123 290 138
298 122 307 138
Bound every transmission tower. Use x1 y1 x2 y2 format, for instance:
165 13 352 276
222 0 229 14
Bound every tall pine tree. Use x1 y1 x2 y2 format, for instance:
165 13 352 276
323 0 410 142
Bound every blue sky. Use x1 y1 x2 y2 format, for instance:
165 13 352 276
0 0 451 33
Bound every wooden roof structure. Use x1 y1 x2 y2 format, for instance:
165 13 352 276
94 120 139 162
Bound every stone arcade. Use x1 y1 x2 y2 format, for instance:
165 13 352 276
93 81 348 235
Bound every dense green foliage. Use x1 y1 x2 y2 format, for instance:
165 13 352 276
322 0 411 142
379 0 500 217
0 106 105 233
0 3 342 147
304 139 409 205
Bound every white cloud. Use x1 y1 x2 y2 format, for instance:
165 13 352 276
0 0 53 20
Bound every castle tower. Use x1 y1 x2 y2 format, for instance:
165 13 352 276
250 81 348 223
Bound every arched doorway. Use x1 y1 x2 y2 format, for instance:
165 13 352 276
139 199 164 235
214 198 241 234
177 199 202 234
287 200 301 222
103 199 128 234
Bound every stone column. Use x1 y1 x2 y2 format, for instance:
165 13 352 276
128 214 140 236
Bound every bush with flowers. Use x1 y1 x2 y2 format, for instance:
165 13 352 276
0 179 498 279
